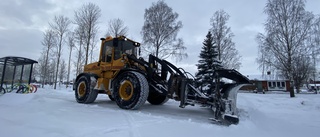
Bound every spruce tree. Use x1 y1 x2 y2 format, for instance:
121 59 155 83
195 31 222 94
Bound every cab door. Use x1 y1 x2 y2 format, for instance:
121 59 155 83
100 43 114 78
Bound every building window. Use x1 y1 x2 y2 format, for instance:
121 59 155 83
273 82 276 87
281 82 285 87
277 82 280 87
268 82 272 87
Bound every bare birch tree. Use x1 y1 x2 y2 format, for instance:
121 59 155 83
73 26 85 76
49 15 71 89
256 33 277 79
89 30 98 63
141 0 187 61
59 59 67 85
306 16 320 94
106 18 128 37
74 3 101 65
37 53 46 85
74 48 85 76
256 0 314 97
48 58 56 86
66 32 75 88
210 10 241 70
40 29 56 87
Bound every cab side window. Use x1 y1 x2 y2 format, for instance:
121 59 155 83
105 46 112 62
114 47 122 60
101 45 112 62
101 41 114 62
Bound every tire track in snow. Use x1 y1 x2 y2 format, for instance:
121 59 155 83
122 111 142 137
101 110 170 136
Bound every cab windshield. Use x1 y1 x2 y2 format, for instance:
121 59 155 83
114 40 137 60
101 39 138 62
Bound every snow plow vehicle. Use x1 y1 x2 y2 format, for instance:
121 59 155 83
74 36 250 124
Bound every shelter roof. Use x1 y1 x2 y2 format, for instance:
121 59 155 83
0 56 38 66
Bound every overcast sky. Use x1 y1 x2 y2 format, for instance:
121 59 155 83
1 0 320 78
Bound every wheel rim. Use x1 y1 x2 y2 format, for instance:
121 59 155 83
78 82 86 97
119 80 133 101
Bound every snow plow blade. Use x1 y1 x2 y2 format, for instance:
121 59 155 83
220 84 248 124
173 69 250 125
214 69 250 124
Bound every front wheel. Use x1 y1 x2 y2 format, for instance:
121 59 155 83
147 91 168 105
108 95 115 101
112 71 149 110
75 74 98 103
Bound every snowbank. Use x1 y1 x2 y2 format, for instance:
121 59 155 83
0 87 319 137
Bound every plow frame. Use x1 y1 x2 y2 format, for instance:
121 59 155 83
128 54 251 124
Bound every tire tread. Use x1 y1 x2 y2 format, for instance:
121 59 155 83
131 71 149 109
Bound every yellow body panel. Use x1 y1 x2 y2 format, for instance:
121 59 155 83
83 62 100 75
80 36 139 95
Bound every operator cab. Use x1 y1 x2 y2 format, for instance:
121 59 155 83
100 36 140 62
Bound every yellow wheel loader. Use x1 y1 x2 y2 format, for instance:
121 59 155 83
74 36 250 124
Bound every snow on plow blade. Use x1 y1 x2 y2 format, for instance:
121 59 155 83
220 84 248 124
214 69 250 84
212 69 250 124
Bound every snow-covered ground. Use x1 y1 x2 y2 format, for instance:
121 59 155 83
0 86 319 137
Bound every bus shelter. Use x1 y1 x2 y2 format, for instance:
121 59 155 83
0 56 38 93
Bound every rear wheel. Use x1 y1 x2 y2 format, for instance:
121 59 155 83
0 87 5 95
112 71 149 109
75 74 98 103
147 91 168 105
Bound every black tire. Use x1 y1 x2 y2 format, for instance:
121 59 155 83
108 95 115 101
112 71 149 110
0 87 5 94
147 91 168 105
75 74 98 103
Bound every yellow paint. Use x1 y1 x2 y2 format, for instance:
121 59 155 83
119 80 133 101
78 81 86 97
79 36 141 95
